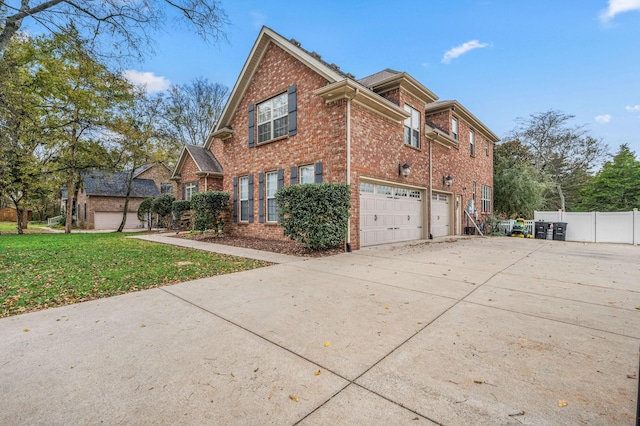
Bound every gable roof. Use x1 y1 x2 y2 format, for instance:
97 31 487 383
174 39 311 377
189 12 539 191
424 100 500 143
171 144 223 180
60 170 160 199
358 69 438 104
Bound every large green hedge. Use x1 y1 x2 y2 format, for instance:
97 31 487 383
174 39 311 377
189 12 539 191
275 183 350 250
190 191 229 232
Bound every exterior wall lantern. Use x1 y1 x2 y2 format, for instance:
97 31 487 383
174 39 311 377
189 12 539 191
398 162 411 177
443 175 453 187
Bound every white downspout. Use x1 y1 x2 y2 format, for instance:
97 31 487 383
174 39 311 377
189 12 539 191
428 131 433 239
346 87 358 251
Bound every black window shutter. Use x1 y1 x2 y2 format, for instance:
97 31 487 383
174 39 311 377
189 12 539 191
232 177 238 223
195 181 199 192
248 103 255 148
258 172 265 223
277 169 284 190
288 85 297 136
248 174 254 223
314 162 323 183
290 166 297 185
181 183 185 200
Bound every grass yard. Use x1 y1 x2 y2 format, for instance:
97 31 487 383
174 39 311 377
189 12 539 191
0 232 269 318
0 221 51 234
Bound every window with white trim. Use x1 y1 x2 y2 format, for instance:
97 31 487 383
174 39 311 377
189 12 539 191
265 171 278 222
257 93 288 143
481 185 491 213
403 105 420 148
161 183 172 194
451 117 458 140
299 165 314 184
185 182 197 201
239 176 249 221
469 129 475 156
485 141 490 156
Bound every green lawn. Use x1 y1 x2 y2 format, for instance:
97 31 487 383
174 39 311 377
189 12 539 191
0 233 269 317
0 221 51 234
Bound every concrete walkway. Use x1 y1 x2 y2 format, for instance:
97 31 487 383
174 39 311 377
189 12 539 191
1 237 638 425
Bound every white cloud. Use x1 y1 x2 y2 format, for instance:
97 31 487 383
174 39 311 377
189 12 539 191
442 40 489 64
122 70 171 93
600 0 640 22
626 105 640 112
595 114 612 123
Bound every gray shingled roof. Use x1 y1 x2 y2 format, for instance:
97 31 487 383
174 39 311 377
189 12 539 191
186 144 223 173
357 68 401 88
79 170 159 198
132 164 153 177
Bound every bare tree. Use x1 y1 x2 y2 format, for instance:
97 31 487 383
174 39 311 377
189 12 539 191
507 110 608 211
0 0 228 60
162 77 228 146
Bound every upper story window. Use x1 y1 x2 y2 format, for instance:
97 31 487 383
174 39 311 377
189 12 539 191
185 182 197 201
265 171 278 222
451 117 458 140
239 176 249 221
469 129 475 156
299 165 315 184
257 93 288 143
403 105 420 148
160 183 173 194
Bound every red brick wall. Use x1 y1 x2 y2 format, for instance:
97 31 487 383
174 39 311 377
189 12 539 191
216 43 348 241
207 41 494 248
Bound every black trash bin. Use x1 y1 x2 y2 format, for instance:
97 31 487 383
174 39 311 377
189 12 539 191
534 221 548 239
553 222 567 241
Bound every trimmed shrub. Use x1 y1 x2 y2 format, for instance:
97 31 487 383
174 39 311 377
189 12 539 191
275 183 350 250
172 200 191 220
151 194 175 229
190 191 229 232
137 197 154 229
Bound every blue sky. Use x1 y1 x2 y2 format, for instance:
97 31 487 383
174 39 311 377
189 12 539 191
124 1 640 157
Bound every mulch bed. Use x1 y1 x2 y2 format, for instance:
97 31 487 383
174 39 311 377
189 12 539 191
173 232 346 258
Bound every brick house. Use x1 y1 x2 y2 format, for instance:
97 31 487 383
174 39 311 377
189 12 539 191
63 164 174 229
172 27 499 250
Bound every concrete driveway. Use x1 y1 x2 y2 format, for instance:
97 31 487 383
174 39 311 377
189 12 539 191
1 237 638 425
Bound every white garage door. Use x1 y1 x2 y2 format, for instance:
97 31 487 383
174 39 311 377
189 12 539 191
431 193 450 237
94 212 142 230
360 182 423 247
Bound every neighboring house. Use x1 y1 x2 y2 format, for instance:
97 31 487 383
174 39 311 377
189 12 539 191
172 27 499 250
61 164 173 229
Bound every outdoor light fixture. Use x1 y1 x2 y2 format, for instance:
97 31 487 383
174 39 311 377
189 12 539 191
398 162 411 177
443 175 453 187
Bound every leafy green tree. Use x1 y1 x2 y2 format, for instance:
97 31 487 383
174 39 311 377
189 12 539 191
507 110 608 211
30 27 134 233
151 194 175 228
493 141 549 218
0 1 228 61
576 144 640 211
0 34 51 233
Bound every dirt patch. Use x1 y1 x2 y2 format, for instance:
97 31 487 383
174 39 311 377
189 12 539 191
173 233 345 258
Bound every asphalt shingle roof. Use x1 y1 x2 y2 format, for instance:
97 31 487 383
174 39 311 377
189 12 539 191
80 170 160 198
186 144 223 173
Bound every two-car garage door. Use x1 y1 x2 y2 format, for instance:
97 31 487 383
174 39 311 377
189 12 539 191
94 212 143 230
360 182 423 247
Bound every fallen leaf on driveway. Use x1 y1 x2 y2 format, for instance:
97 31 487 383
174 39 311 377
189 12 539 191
627 373 637 379
324 342 330 347
473 380 483 384
558 400 568 407
384 306 389 310
289 395 299 402
23 329 30 332
315 370 321 376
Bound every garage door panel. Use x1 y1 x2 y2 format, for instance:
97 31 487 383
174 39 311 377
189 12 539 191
360 184 424 247
431 193 450 238
94 212 142 230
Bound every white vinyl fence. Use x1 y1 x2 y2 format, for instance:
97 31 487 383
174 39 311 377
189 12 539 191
531 210 640 245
